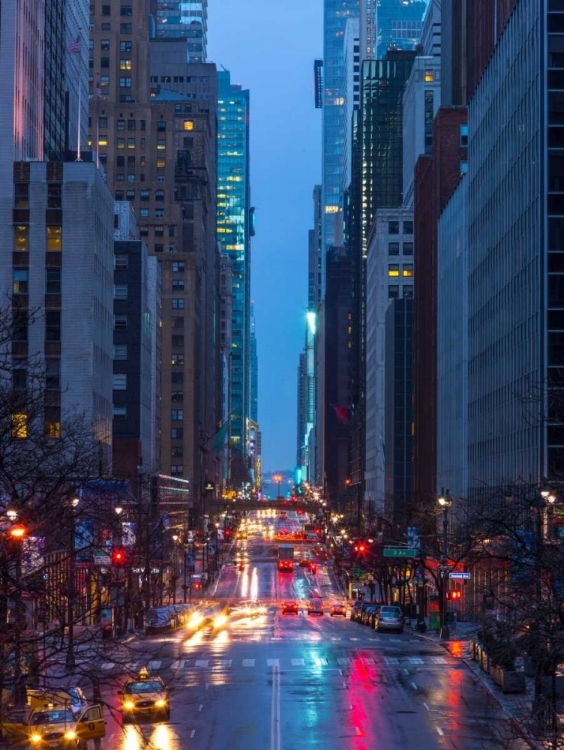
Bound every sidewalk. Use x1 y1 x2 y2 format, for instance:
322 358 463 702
409 619 557 750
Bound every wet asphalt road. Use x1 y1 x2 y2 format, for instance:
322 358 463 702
90 511 530 750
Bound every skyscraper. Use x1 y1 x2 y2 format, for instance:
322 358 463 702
249 304 258 425
322 0 359 295
155 0 208 62
217 70 252 483
361 0 428 61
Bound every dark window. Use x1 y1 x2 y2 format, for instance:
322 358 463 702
171 410 184 421
120 23 132 33
120 41 132 52
12 366 27 390
102 4 110 14
101 57 110 69
172 316 183 329
171 446 183 458
157 121 166 131
98 117 108 128
45 311 61 342
171 335 184 347
115 190 125 200
549 253 564 273
46 359 60 390
127 119 136 131
114 316 128 331
172 262 185 273
171 391 183 402
154 244 164 253
171 372 184 384
140 190 149 201
171 428 184 439
549 152 564 191
388 285 399 298
47 184 62 208
388 242 400 256
388 221 400 234
172 280 185 291
155 189 164 201
403 285 414 298
46 268 61 295
12 311 28 342
403 242 414 256
460 124 468 147
120 4 132 15
403 220 414 235
13 269 28 295
101 39 110 50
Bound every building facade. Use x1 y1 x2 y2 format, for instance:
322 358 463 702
360 0 428 61
322 0 359 288
0 161 115 470
365 209 414 517
154 0 208 62
217 70 252 484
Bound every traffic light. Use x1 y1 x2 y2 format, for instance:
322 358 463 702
112 548 126 566
354 542 366 554
446 590 461 600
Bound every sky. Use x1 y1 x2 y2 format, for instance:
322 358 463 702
208 2 323 474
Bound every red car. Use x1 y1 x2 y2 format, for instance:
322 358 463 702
281 601 299 615
330 602 347 617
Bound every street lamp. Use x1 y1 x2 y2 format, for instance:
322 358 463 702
437 490 453 640
8 520 27 706
273 474 283 499
66 496 80 671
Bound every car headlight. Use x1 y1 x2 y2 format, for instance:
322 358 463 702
31 734 42 743
214 614 227 628
155 699 167 708
188 613 203 629
123 700 135 710
64 731 77 741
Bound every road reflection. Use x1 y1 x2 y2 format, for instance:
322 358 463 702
122 722 175 750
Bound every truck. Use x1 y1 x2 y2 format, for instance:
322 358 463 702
278 544 294 572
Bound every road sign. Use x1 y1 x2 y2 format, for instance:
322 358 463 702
383 547 417 558
92 551 111 566
449 572 471 580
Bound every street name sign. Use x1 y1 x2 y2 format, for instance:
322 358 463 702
449 572 471 580
383 547 417 558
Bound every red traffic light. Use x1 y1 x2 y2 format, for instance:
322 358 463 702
112 548 126 565
446 590 462 600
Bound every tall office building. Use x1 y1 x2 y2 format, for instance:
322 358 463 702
217 70 252 484
360 0 428 61
249 304 258 425
322 0 359 292
155 1 208 62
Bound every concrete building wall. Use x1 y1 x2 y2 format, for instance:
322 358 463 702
365 209 414 517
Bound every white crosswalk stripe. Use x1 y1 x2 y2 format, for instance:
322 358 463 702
361 657 375 665
101 662 115 670
385 657 400 664
216 659 232 668
431 656 447 664
291 658 305 666
267 659 279 667
409 657 424 664
124 662 138 671
313 657 329 665
337 657 352 665
195 659 209 667
148 660 162 670
242 659 255 667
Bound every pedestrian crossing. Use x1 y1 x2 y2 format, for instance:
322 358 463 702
98 653 450 672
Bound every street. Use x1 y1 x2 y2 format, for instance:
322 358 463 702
74 512 531 749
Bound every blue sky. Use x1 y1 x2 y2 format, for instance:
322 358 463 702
208 2 323 474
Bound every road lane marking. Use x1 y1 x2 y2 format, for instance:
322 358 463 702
411 682 418 690
267 659 279 667
361 657 375 665
385 657 400 664
171 660 181 670
291 659 304 666
270 663 281 750
437 727 444 736
124 662 138 671
190 729 196 738
338 658 351 665
242 659 255 667
148 660 162 670
342 682 347 688
217 659 232 667
355 727 362 736
195 660 209 667
101 662 114 670
198 704 203 711
409 657 423 664
431 656 447 664
423 703 430 711
403 669 409 675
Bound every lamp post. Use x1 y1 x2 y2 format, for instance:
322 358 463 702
66 496 80 671
171 535 179 604
437 490 453 641
273 474 283 499
8 520 27 707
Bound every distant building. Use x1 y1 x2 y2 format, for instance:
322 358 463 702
154 0 208 62
249 304 258 424
360 0 428 61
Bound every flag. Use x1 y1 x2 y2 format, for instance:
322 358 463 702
332 404 349 424
67 36 81 54
212 420 229 451
380 434 386 465
95 82 103 99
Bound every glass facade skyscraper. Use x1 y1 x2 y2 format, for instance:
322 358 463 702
155 1 208 61
322 0 359 296
217 70 251 470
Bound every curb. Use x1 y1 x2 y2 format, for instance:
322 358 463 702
461 658 545 750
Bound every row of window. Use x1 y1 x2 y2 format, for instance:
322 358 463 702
89 57 132 71
113 189 165 201
389 285 414 299
89 39 132 52
388 264 413 277
11 414 61 440
96 4 133 16
13 268 61 295
388 220 413 235
15 226 61 252
388 242 413 256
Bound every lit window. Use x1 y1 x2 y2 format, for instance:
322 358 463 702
157 158 166 169
46 226 62 251
113 373 127 390
460 124 469 147
113 405 127 419
183 120 194 131
403 221 414 234
117 138 125 149
45 422 61 439
388 264 400 277
171 353 184 365
424 70 434 82
402 264 413 277
12 413 27 438
98 137 108 147
171 409 184 421
157 139 166 150
114 344 128 360
120 59 132 70
14 225 28 251
13 269 28 294
127 138 135 149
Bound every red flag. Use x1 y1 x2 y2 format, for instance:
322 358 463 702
332 404 349 424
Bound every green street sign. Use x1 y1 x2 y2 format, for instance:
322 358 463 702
383 547 417 558
353 568 363 579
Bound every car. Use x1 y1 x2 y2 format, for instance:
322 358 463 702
281 600 299 615
172 603 195 625
330 602 347 617
26 704 106 748
374 605 404 633
232 600 266 618
360 603 380 625
298 558 310 567
144 606 178 634
27 687 88 719
306 598 324 615
119 669 170 722
350 600 366 623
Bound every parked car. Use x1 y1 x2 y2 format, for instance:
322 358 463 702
360 603 380 626
350 600 365 623
374 605 404 634
352 601 375 624
172 604 195 625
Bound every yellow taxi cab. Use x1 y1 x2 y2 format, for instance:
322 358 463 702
119 668 170 722
27 703 106 748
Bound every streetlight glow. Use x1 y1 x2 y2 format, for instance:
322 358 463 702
9 523 27 540
6 509 18 522
115 505 123 516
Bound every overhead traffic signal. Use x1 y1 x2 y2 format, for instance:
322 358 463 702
446 590 461 600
